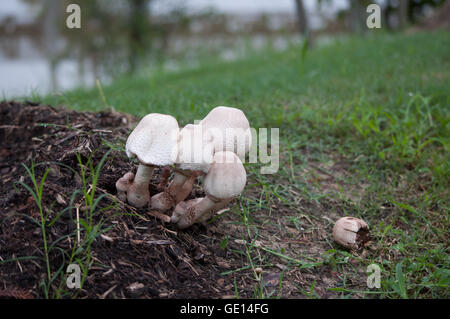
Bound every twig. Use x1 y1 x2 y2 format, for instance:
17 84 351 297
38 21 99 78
76 205 81 246
99 285 117 299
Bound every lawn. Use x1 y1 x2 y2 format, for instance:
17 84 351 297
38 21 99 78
6 30 450 298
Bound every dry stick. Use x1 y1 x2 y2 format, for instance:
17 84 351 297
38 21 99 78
76 205 81 246
99 284 117 299
74 184 93 247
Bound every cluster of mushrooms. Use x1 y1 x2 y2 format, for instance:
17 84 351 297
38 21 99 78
115 106 251 229
115 105 370 249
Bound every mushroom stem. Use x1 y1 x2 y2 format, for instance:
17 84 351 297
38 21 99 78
156 166 172 192
168 171 190 197
197 198 232 224
170 170 203 204
127 163 154 208
174 173 198 203
150 170 190 212
135 163 154 185
171 195 216 229
171 195 231 229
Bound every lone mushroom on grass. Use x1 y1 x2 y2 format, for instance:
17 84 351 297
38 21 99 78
332 217 371 250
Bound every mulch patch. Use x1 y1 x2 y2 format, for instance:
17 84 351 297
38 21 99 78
0 101 244 299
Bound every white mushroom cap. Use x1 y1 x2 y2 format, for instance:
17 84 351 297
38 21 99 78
176 124 214 173
332 217 370 250
204 151 247 200
200 106 252 158
126 113 179 166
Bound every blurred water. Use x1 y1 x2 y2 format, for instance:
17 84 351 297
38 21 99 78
0 34 305 99
0 55 95 98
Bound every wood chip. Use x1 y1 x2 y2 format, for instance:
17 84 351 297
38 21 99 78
100 234 114 242
126 282 144 292
56 194 67 205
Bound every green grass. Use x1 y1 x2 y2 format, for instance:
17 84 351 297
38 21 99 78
32 31 449 298
10 152 116 298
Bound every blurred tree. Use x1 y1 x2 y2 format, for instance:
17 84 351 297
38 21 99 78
349 0 364 33
20 0 189 81
349 0 374 33
408 0 447 23
294 0 309 38
41 0 64 90
399 0 409 29
128 0 152 73
383 0 447 30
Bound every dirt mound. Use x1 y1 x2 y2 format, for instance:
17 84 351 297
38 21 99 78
0 101 236 299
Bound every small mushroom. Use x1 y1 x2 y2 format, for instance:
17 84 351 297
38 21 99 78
332 217 370 250
119 113 179 208
115 172 134 201
150 124 213 212
171 151 246 229
156 166 172 192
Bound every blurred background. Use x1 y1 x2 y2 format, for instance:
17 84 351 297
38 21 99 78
0 0 448 98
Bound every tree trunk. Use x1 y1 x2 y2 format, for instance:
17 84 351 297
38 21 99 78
128 0 151 73
294 0 310 43
398 0 409 30
42 0 63 90
349 0 364 34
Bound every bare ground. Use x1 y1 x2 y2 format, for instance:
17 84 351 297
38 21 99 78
0 101 372 299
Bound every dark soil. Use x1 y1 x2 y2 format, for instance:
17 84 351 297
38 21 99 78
0 101 244 299
0 101 367 299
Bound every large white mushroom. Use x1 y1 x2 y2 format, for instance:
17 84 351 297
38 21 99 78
165 106 252 208
150 124 214 212
171 151 247 229
200 106 252 159
117 113 179 208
